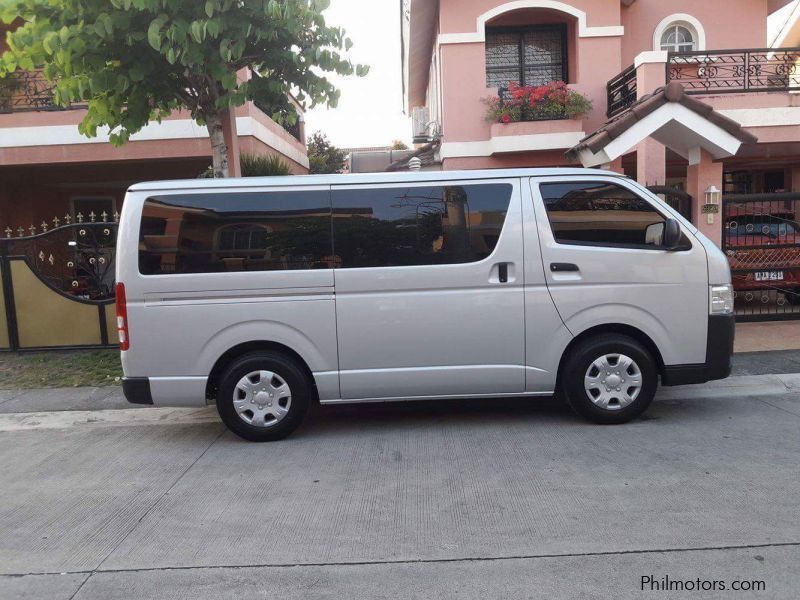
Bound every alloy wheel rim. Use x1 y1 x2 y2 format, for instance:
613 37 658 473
583 354 642 411
233 370 292 428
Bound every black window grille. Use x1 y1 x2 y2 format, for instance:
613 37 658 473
485 25 568 89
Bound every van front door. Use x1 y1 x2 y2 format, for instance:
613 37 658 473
332 178 525 400
531 177 709 368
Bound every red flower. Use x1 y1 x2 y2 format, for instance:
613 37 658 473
501 114 511 124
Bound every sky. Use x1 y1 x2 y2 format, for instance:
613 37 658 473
304 0 412 150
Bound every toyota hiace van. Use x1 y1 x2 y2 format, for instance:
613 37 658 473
116 169 734 441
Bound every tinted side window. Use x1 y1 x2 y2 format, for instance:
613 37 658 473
331 183 512 268
139 191 332 275
540 181 666 247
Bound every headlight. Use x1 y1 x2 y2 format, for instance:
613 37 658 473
710 284 734 315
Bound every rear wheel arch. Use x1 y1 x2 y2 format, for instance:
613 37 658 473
205 341 316 402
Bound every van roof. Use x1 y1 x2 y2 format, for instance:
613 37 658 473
128 168 626 192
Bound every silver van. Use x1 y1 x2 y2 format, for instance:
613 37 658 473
116 169 734 441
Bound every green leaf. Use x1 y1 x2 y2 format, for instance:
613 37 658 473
189 21 204 44
42 31 58 54
129 65 144 81
205 0 214 18
207 19 219 38
147 18 163 51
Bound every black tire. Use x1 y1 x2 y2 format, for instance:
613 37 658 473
561 334 658 425
216 351 311 442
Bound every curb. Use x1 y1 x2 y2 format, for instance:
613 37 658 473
0 373 797 432
656 373 800 401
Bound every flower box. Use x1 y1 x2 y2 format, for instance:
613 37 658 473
490 117 585 139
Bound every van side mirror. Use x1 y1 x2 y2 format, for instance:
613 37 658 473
662 218 682 250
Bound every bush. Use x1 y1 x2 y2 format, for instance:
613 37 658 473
240 153 292 177
199 153 292 178
484 81 592 123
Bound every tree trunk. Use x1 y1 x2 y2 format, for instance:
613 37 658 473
207 111 230 178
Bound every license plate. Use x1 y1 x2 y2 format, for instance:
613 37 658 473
754 271 784 281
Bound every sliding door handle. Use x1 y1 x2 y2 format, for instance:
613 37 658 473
550 263 579 273
498 262 509 283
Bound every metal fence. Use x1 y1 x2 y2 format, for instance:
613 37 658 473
722 193 800 321
667 47 800 95
0 69 84 113
0 221 117 351
606 64 637 118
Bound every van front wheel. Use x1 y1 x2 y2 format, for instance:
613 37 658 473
216 351 311 442
561 334 657 424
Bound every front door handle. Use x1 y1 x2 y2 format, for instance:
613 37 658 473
550 262 579 273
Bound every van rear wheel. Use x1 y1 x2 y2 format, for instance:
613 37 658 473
561 334 657 424
216 351 311 442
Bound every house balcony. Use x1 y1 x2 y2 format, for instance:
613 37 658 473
0 69 308 171
1 68 305 143
607 47 800 118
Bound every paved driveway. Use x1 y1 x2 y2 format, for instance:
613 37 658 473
1 389 799 599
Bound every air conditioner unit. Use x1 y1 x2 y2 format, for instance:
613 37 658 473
412 106 431 143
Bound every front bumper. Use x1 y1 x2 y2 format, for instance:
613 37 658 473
661 314 735 386
122 377 154 405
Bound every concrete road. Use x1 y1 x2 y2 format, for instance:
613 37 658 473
1 385 799 599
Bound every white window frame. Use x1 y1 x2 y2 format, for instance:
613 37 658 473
652 13 706 53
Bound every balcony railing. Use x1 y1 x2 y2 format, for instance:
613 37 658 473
606 64 637 118
1 69 304 144
0 69 81 113
667 47 800 94
606 47 800 119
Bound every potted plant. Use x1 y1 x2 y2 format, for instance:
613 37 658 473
484 81 592 124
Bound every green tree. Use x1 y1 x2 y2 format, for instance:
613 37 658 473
307 130 346 174
0 0 367 177
391 139 408 150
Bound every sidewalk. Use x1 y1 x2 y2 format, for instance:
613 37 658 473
735 321 800 353
0 348 798 418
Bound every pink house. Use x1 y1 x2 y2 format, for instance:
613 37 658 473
402 0 800 249
0 20 309 234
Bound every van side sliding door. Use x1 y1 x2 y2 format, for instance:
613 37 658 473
332 178 526 401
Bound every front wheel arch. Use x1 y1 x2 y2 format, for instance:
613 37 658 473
556 324 665 395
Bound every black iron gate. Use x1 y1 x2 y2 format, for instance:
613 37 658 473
0 221 117 350
647 185 693 222
722 193 800 321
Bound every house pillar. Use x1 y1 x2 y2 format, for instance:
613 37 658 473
687 149 723 247
634 54 668 187
636 138 666 186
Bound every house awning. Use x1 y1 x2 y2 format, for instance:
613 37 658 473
566 82 758 168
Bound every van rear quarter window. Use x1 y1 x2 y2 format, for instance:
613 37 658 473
138 191 332 275
331 183 512 268
540 181 667 247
